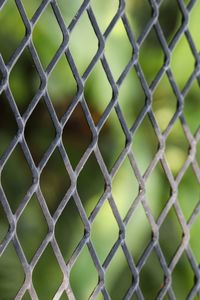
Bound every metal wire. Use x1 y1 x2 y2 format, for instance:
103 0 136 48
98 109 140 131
0 0 200 299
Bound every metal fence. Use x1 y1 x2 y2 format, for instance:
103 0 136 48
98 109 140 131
0 0 200 299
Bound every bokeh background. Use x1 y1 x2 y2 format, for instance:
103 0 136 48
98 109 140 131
0 0 200 299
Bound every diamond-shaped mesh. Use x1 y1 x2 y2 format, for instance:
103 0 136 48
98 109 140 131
0 0 200 299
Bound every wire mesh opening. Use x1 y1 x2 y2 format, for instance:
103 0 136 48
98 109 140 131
0 0 200 299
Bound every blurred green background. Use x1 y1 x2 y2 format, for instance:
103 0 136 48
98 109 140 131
0 0 200 299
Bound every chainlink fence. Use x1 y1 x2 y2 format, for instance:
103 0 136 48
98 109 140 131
0 0 200 299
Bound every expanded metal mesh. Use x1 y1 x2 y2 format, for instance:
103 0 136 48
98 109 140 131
0 0 200 299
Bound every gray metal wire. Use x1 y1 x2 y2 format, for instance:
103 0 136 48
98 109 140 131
0 0 200 299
